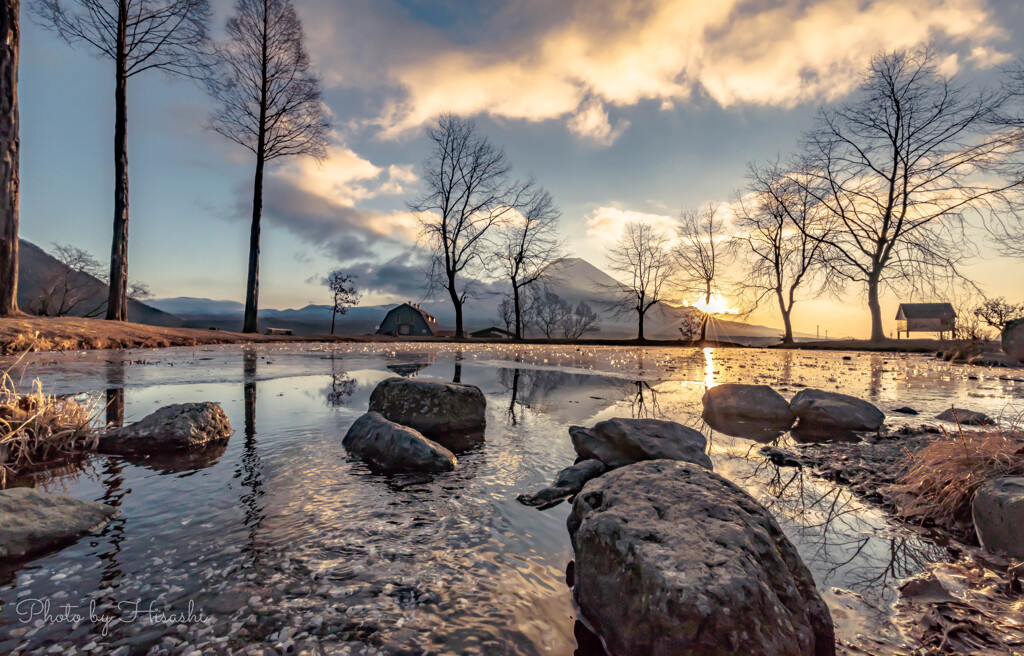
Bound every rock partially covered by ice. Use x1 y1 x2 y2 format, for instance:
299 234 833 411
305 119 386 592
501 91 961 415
972 477 1024 559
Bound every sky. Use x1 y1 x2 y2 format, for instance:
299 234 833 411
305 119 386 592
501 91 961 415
17 0 1024 338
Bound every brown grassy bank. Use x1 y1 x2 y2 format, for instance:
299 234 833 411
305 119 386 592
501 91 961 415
0 317 379 353
773 337 955 353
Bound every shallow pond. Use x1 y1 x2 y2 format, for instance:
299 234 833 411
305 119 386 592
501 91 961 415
1 344 1022 655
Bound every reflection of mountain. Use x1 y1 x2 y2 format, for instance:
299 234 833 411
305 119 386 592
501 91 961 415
150 257 796 342
498 367 643 424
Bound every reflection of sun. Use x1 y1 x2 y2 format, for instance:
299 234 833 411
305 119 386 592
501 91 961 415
691 294 737 314
703 347 716 390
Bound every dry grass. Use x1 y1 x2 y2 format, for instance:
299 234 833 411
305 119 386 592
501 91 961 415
0 366 99 488
891 414 1024 536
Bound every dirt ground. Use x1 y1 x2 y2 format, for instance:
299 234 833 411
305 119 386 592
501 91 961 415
0 316 372 353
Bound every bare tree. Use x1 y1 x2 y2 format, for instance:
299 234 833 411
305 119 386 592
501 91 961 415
497 297 515 334
324 270 358 335
532 287 570 339
492 178 563 339
128 280 152 301
410 114 520 339
209 0 328 334
31 243 105 316
561 300 599 340
34 0 211 322
604 220 676 342
0 0 18 315
735 160 833 343
973 297 1024 330
800 48 1024 342
674 204 729 342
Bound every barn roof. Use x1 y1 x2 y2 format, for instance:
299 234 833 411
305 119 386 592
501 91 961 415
895 302 956 320
385 302 437 324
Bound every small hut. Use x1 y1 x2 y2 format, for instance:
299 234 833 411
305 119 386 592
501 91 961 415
895 303 956 339
376 303 440 337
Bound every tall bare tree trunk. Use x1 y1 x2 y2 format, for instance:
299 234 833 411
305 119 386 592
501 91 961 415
512 283 522 340
330 306 336 335
867 271 884 342
243 152 263 334
637 309 645 342
242 5 268 335
448 275 464 339
106 1 129 321
0 0 18 316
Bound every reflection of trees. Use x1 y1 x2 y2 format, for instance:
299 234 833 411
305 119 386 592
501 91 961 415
868 354 885 400
239 349 266 565
737 455 945 608
507 368 521 425
497 367 639 423
630 381 662 419
104 359 125 427
325 373 356 407
95 456 127 606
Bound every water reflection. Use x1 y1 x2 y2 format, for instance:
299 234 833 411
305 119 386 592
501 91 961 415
239 349 266 565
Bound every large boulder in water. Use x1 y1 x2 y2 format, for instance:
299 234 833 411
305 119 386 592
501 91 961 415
99 402 232 455
790 389 884 433
343 412 456 474
972 477 1024 559
0 488 117 561
368 377 486 444
1002 318 1024 363
702 384 795 437
569 418 712 470
935 407 994 426
568 460 835 656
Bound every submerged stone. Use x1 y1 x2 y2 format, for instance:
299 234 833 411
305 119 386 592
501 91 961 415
935 407 994 426
568 460 835 656
0 488 117 561
517 459 607 509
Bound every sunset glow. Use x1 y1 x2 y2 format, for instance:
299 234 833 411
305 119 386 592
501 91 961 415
691 294 738 315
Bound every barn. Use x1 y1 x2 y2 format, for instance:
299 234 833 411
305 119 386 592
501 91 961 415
895 303 956 339
376 303 440 337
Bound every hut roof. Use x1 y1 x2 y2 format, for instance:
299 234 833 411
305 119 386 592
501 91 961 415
895 302 956 320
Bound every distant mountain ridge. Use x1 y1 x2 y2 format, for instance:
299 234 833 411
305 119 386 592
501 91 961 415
151 256 800 343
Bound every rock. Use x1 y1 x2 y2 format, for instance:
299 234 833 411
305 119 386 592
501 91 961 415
935 407 994 426
99 402 232 455
368 377 486 446
969 352 1023 368
972 477 1024 559
1002 318 1024 363
947 341 992 363
569 418 712 470
342 412 456 474
790 389 885 433
701 384 795 437
517 459 607 509
0 488 117 560
893 406 919 415
760 446 802 468
568 460 835 656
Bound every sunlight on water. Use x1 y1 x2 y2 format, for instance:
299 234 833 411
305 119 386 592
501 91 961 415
0 344 1021 655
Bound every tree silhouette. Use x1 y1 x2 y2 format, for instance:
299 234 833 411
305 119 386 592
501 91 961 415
410 113 520 339
324 270 358 335
0 0 18 316
209 0 328 334
800 48 1024 342
604 220 676 342
492 178 563 339
674 204 729 342
35 0 211 321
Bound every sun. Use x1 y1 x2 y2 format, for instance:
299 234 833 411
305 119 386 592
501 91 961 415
691 294 737 315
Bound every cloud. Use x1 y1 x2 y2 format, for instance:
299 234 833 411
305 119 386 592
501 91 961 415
345 252 433 299
567 99 630 145
585 206 677 244
342 0 1005 141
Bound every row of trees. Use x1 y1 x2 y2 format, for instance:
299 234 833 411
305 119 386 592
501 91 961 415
0 0 326 333
601 48 1024 343
498 289 599 340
